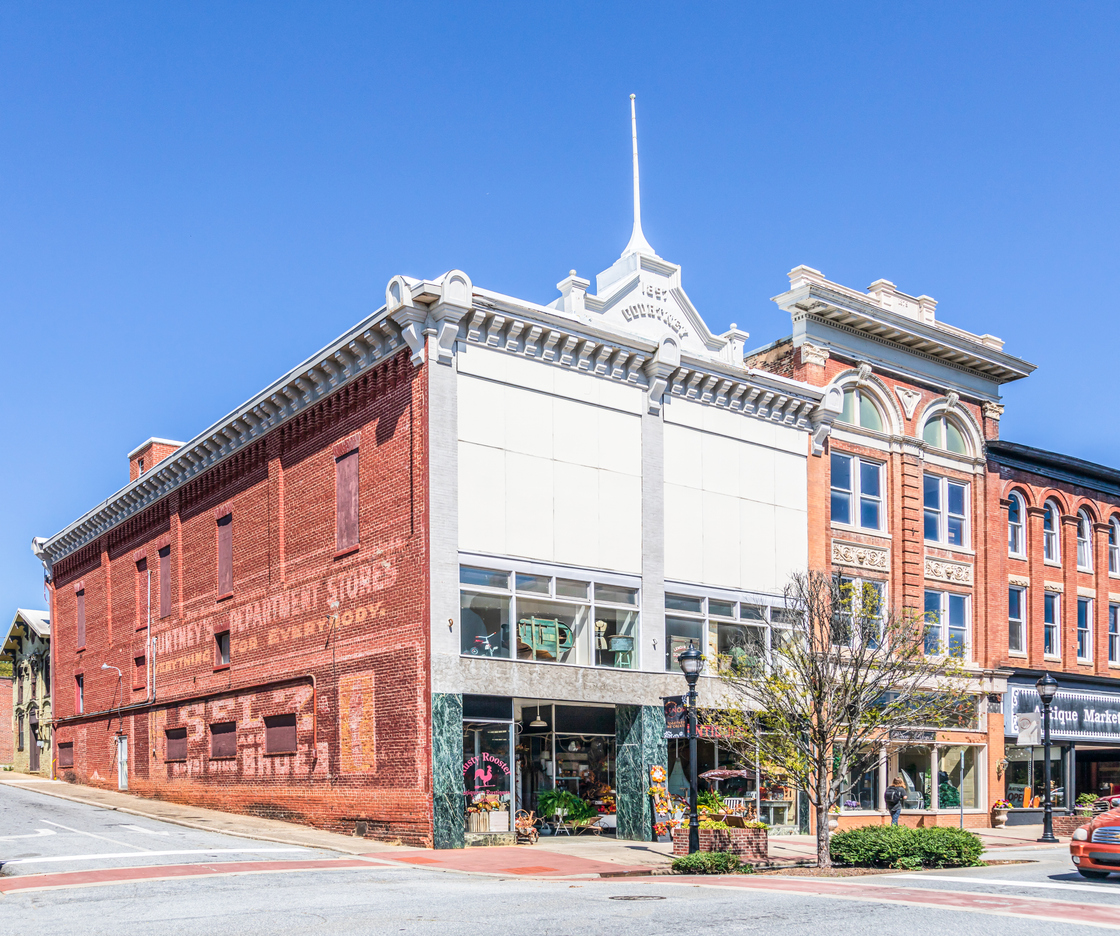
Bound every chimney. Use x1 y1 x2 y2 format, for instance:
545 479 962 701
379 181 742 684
129 438 184 482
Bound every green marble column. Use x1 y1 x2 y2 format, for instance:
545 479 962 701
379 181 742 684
432 693 465 849
615 704 667 841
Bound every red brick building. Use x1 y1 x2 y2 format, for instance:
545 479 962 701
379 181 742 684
0 675 11 765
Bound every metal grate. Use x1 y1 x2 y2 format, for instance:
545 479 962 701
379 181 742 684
1091 826 1120 844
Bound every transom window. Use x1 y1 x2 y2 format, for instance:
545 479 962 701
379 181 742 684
1043 501 1061 562
1007 493 1025 557
924 590 969 658
831 453 884 530
664 593 791 673
1077 510 1094 571
924 475 968 547
922 414 968 455
459 564 638 669
839 387 884 432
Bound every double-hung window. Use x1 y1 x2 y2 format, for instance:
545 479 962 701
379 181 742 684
1044 592 1059 657
924 590 968 658
1078 597 1093 661
1110 520 1120 574
1110 605 1120 664
924 475 968 547
831 453 884 530
1008 586 1025 654
1008 493 1025 557
1077 511 1094 571
836 577 884 649
1043 502 1060 562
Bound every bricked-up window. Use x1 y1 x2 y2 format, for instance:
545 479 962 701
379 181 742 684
165 727 187 762
264 714 298 754
217 513 233 598
76 589 86 648
58 742 74 768
75 674 84 714
136 557 148 630
159 545 171 618
215 631 230 667
134 655 146 691
336 449 359 554
210 721 236 759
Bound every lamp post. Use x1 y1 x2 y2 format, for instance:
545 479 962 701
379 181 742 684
1036 672 1059 844
678 643 703 855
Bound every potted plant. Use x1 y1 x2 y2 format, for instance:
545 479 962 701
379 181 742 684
1077 792 1098 817
991 799 1013 828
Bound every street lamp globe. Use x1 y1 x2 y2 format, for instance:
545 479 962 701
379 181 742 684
1036 672 1059 702
678 644 702 682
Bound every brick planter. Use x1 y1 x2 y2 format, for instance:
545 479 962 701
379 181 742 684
672 827 767 860
1053 814 1093 838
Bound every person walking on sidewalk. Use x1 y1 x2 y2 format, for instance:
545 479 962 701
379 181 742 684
884 777 906 825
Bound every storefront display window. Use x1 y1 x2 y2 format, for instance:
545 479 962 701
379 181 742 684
895 745 932 809
843 755 880 810
938 746 979 809
1004 745 1064 808
664 594 791 672
463 721 513 833
459 563 638 668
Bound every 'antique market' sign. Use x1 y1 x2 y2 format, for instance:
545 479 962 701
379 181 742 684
1004 683 1120 742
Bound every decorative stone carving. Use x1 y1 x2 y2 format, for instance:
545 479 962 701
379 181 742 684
895 386 922 420
800 342 829 367
1008 574 1030 587
856 363 873 385
1044 581 1064 593
832 540 889 570
945 390 960 411
924 557 973 585
982 401 1004 421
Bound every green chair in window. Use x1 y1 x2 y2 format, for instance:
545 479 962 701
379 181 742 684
518 617 574 660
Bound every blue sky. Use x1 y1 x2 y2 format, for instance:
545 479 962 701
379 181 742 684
3 2 1119 610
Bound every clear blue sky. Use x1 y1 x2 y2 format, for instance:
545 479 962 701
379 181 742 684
3 2 1119 611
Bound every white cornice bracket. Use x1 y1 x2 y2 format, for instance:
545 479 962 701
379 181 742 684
810 384 843 456
643 336 680 415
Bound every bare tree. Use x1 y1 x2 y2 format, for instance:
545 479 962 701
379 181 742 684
715 570 974 868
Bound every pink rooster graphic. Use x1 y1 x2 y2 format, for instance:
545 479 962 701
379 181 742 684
473 765 494 788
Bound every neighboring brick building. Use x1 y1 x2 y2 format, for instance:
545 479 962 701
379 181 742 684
2 609 51 773
0 674 11 766
752 266 1034 829
986 441 1120 816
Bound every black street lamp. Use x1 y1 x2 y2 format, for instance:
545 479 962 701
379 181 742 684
678 643 703 855
1036 672 1059 844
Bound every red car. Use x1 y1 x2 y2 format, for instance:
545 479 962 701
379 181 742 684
1071 802 1120 879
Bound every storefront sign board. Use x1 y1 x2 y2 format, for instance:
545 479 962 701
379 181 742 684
1005 683 1120 742
664 696 688 740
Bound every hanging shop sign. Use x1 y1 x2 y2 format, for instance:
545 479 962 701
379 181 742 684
1004 683 1120 742
663 696 688 740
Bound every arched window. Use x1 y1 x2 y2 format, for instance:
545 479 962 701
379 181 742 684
1043 501 1060 562
1110 518 1120 575
839 387 884 432
1007 492 1025 557
1077 510 1094 571
922 413 968 455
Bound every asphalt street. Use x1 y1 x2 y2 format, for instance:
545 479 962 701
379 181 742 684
3 783 1120 935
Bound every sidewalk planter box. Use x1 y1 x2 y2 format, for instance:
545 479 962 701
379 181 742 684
671 827 767 860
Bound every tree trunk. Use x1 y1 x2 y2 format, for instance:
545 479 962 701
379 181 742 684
816 775 832 869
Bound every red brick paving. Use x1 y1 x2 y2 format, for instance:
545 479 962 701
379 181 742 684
383 846 649 877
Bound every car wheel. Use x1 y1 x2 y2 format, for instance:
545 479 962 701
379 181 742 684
1078 869 1110 879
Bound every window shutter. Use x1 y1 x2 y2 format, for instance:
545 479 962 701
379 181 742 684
159 546 171 618
210 721 237 758
58 742 74 768
165 727 187 761
264 713 298 754
217 514 233 597
76 590 86 648
336 450 359 552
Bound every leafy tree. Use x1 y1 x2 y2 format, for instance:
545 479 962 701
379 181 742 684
715 570 974 868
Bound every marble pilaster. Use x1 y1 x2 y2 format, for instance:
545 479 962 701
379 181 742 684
432 692 465 849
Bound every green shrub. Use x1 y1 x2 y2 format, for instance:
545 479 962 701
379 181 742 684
699 819 729 830
698 790 725 810
829 825 983 869
1078 792 1100 806
671 851 742 874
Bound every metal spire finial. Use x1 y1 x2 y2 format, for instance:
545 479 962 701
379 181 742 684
623 94 656 257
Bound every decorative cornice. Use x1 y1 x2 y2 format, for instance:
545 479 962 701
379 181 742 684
924 557 973 585
982 401 1004 421
832 540 889 571
800 341 829 367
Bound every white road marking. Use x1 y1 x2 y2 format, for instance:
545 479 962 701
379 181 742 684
891 873 1120 896
119 824 170 836
41 819 147 850
0 829 56 841
4 847 307 866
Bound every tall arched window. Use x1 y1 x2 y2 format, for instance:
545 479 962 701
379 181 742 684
1008 492 1025 557
839 387 884 432
1043 500 1060 562
1110 518 1120 575
1077 510 1094 571
922 413 968 455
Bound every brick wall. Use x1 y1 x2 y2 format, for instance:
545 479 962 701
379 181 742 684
50 350 434 845
0 676 11 764
671 826 768 859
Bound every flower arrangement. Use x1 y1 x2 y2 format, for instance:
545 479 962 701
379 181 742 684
653 821 669 837
991 799 1013 811
843 800 861 809
467 795 504 814
650 766 667 783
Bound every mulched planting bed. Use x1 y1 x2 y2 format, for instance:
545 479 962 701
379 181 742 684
752 859 1033 877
